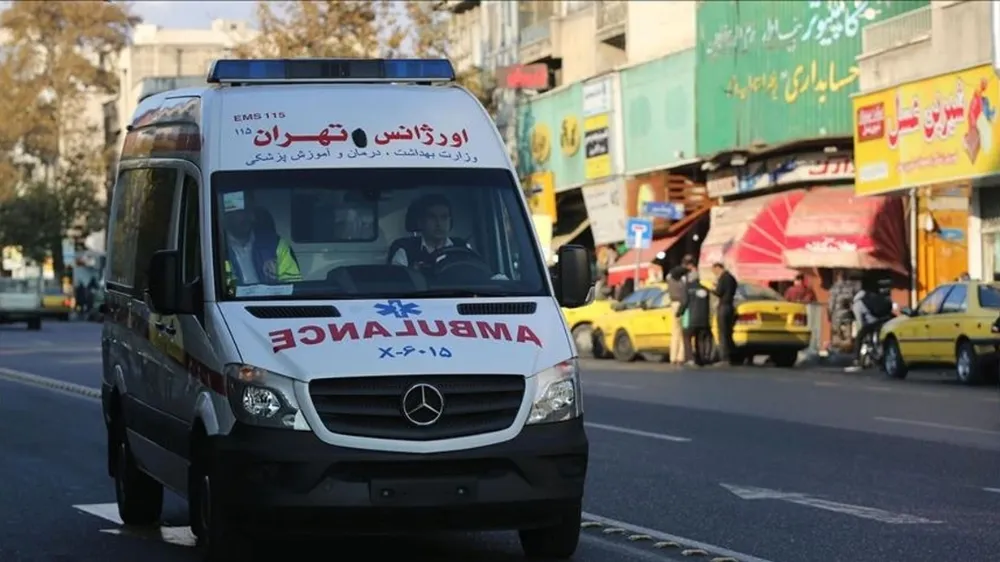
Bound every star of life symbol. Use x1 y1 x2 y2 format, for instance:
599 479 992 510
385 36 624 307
401 383 445 426
374 299 422 319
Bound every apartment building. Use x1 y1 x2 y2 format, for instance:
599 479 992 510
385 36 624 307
114 19 256 150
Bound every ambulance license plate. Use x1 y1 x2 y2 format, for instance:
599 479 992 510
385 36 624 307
369 478 479 506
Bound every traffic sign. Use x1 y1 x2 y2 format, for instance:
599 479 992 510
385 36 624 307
625 217 653 250
642 201 685 220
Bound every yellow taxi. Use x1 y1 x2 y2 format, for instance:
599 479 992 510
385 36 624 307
40 287 74 321
590 282 670 360
594 282 810 367
881 280 1000 385
561 297 615 356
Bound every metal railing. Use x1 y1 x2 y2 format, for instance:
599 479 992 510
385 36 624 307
861 5 931 54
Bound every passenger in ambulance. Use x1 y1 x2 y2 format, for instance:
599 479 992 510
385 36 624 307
221 190 303 287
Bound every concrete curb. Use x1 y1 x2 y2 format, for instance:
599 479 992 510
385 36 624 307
0 366 101 400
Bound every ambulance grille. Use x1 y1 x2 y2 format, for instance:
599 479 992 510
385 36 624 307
457 302 537 315
308 375 525 441
245 305 340 319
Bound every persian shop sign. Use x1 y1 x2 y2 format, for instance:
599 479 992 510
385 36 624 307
853 64 1000 196
706 152 855 198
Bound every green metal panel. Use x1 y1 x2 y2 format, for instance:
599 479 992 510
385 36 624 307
695 0 929 155
621 49 696 175
516 83 585 190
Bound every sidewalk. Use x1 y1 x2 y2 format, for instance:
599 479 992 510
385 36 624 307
795 349 856 369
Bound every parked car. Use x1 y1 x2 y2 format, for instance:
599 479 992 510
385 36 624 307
561 297 615 356
40 287 74 321
881 280 1000 385
590 283 670 360
592 282 810 367
0 278 43 330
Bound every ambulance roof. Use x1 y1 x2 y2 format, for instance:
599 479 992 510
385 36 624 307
125 58 510 172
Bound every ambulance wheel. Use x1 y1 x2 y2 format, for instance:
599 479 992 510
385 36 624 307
519 503 581 559
613 329 637 362
113 422 163 526
26 317 41 330
191 460 248 562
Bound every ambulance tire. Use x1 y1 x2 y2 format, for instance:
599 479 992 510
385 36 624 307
191 447 249 561
113 422 163 526
518 503 581 559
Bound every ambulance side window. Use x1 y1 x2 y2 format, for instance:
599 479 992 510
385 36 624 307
132 168 179 298
108 171 139 289
180 174 201 285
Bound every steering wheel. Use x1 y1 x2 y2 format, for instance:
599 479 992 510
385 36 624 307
427 246 494 279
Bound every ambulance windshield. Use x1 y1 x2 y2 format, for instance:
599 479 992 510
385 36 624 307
211 167 549 301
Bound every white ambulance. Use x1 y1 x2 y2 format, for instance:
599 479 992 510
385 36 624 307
101 58 592 561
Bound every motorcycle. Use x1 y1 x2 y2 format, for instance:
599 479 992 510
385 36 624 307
857 315 894 370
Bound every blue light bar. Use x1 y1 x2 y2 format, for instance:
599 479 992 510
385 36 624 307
207 58 456 84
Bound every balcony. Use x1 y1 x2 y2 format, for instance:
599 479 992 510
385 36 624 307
518 22 554 64
438 0 480 15
861 5 931 54
596 0 626 48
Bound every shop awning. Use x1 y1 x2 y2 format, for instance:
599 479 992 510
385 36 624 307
783 187 908 274
606 207 709 286
698 190 806 283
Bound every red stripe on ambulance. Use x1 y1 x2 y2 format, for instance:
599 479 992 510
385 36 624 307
269 320 542 353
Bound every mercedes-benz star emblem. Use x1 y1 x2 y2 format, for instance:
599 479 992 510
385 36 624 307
401 383 445 426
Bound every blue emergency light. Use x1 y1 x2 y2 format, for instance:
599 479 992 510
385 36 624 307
206 58 456 84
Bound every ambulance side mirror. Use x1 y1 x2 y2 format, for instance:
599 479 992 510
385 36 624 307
147 250 192 316
555 245 593 309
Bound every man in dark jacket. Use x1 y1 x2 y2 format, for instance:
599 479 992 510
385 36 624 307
712 262 738 364
666 265 688 365
677 269 712 365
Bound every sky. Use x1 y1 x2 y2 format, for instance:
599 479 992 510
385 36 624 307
129 1 256 29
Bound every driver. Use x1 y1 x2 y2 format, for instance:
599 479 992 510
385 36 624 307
390 194 472 269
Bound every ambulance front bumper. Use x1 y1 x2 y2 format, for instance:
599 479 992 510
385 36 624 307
209 418 588 535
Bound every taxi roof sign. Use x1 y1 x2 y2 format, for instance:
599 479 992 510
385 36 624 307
206 58 456 84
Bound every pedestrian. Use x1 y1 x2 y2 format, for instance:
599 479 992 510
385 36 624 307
783 273 816 303
828 270 860 351
666 263 688 365
678 257 711 365
712 262 738 364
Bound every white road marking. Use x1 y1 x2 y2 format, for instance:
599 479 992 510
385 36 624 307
582 512 779 562
721 483 943 524
874 416 1000 436
57 356 102 365
587 381 640 390
584 422 692 443
983 487 1000 494
813 381 840 387
74 503 195 547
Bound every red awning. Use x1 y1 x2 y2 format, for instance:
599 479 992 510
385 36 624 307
782 187 907 274
698 190 806 283
606 207 709 286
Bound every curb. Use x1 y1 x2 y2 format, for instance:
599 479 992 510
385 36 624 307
0 366 101 400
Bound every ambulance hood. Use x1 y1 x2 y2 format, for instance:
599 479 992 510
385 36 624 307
218 298 573 381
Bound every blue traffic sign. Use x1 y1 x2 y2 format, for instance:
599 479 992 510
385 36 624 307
625 217 653 249
643 201 685 220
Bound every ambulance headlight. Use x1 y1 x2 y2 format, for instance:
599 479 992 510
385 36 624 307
224 364 303 429
526 359 582 425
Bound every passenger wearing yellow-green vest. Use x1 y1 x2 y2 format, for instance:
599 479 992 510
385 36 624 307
222 189 302 293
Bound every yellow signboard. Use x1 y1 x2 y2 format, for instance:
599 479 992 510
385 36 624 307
583 113 611 181
526 170 557 221
530 123 551 165
853 64 1000 196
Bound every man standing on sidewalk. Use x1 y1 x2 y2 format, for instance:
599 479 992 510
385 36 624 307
678 257 711 365
712 262 738 364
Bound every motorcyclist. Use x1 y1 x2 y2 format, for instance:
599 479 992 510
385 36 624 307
849 279 895 369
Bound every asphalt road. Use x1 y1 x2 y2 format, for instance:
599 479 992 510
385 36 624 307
1 321 999 562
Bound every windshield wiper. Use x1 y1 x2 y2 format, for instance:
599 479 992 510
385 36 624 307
374 289 534 299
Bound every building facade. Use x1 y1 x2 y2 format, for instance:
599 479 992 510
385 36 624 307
854 1 994 300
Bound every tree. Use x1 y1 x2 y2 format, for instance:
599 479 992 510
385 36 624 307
236 0 497 115
232 1 382 58
0 0 136 275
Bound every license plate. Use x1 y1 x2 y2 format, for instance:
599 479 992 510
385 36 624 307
370 478 479 507
759 313 784 323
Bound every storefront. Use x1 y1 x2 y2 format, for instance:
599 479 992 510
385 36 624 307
853 64 998 298
697 190 804 283
977 187 1000 282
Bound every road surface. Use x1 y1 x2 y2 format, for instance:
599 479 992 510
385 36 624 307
1 322 998 561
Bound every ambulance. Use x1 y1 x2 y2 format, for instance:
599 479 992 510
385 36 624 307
101 58 592 561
